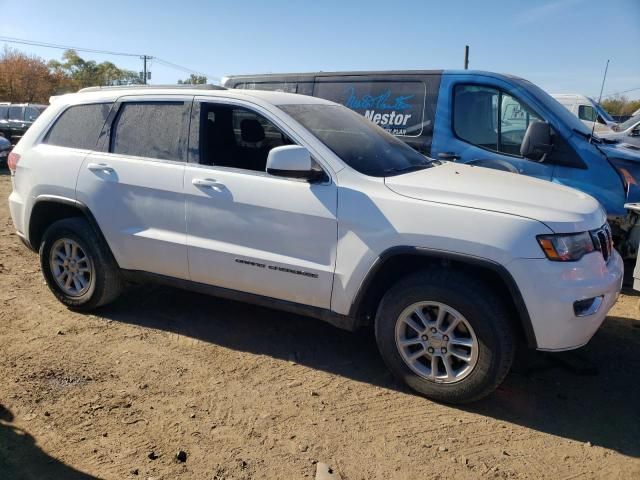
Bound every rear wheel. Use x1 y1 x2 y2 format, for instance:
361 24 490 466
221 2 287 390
375 270 516 404
40 217 122 310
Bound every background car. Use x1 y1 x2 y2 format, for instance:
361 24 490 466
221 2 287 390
600 114 640 148
551 93 617 133
0 103 47 145
0 135 11 167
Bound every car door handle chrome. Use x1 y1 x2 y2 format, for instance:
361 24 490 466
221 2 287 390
192 178 224 191
87 162 115 173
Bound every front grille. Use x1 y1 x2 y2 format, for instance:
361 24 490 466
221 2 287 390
591 224 613 263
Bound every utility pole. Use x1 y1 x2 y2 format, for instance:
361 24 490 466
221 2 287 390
464 45 469 70
140 55 153 84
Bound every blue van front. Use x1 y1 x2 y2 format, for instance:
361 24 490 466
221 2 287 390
430 71 640 256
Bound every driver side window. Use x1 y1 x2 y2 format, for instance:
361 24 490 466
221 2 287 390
197 103 294 171
578 105 597 122
453 85 542 157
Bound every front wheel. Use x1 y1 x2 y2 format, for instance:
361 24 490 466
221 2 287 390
40 217 123 310
375 270 516 404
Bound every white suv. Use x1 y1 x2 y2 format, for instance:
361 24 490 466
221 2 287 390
7 85 623 403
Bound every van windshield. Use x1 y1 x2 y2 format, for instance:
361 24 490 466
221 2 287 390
589 98 614 123
280 104 433 177
511 78 594 137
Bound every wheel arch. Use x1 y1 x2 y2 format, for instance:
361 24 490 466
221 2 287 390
28 196 116 265
349 247 537 348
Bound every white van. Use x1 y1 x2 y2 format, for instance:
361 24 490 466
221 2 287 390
551 94 617 133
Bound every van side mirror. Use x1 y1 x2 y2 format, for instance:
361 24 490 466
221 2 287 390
630 127 640 137
520 121 552 162
266 145 322 181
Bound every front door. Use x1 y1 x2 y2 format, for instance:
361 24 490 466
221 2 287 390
76 96 191 279
184 99 337 308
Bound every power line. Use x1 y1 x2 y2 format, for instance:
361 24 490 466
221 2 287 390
154 57 218 81
0 35 217 81
599 87 640 99
0 35 142 57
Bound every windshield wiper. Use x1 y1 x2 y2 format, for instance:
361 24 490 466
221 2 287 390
383 164 432 175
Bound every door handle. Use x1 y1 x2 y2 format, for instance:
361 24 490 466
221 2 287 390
192 178 224 191
437 152 461 161
87 162 115 173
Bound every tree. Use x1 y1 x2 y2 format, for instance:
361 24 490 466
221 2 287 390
48 49 141 89
178 74 207 85
0 47 59 103
601 95 640 117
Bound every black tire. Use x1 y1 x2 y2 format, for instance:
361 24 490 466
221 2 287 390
375 269 515 404
39 217 123 310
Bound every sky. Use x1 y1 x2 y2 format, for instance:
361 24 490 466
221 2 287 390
1 0 639 99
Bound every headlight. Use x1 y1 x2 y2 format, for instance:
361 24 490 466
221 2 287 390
537 232 595 261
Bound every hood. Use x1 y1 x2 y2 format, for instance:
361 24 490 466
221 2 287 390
597 142 640 161
384 162 605 233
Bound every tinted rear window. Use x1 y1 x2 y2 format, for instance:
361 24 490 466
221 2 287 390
45 103 112 150
24 106 43 121
8 106 23 119
110 102 187 161
313 80 432 137
0 106 7 119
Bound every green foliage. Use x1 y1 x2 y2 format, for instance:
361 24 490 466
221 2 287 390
47 49 142 89
177 74 207 85
601 95 640 116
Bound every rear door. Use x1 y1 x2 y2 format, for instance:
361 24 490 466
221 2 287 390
76 96 191 279
432 75 553 179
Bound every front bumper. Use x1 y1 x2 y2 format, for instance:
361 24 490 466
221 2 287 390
508 250 623 351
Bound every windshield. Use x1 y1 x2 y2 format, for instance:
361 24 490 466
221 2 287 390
588 98 615 123
280 104 433 177
510 78 594 137
619 113 640 131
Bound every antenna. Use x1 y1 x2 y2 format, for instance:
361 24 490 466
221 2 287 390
590 59 609 143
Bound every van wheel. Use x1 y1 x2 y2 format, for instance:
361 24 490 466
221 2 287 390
375 270 515 404
40 217 122 310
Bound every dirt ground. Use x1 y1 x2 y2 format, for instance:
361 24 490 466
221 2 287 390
0 171 639 480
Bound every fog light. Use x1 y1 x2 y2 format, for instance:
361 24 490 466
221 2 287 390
573 296 604 317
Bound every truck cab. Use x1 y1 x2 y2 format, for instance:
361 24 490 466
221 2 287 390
223 70 640 258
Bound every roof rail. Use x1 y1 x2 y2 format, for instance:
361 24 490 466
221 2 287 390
78 84 227 93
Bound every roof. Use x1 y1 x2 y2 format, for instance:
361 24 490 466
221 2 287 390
55 86 336 107
222 69 523 83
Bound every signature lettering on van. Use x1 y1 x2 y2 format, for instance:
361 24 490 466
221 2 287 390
364 110 413 128
344 87 414 110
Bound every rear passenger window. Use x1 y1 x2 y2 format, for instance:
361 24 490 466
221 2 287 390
8 106 23 120
0 106 8 120
24 107 42 121
45 103 112 150
110 102 187 161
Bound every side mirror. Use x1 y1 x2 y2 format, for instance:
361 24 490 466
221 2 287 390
630 127 640 137
520 121 552 161
266 145 322 180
